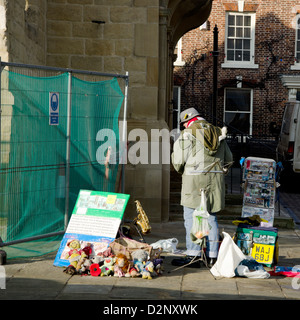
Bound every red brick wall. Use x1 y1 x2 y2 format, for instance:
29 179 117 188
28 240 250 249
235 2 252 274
174 0 300 136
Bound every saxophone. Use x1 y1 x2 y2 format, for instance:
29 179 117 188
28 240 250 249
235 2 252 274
134 200 151 235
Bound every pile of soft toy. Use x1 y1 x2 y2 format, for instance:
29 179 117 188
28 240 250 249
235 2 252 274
63 239 163 279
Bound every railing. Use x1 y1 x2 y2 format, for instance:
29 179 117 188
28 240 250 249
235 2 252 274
225 134 279 194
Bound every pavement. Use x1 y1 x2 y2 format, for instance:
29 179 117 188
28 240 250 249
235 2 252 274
0 206 300 302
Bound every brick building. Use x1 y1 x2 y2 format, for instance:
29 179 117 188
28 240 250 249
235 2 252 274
173 0 300 137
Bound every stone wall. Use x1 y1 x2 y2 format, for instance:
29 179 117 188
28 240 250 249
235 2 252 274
0 0 212 222
5 0 47 64
46 0 160 122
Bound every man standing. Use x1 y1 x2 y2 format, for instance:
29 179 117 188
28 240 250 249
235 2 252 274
171 107 233 267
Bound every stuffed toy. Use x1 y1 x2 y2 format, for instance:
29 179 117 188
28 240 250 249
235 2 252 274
81 243 93 258
114 253 130 278
141 261 154 280
76 253 88 273
132 249 148 274
79 258 92 275
153 258 164 275
75 243 93 273
92 255 104 266
63 265 77 276
150 247 164 275
64 239 87 272
125 266 140 278
100 257 115 276
98 247 113 258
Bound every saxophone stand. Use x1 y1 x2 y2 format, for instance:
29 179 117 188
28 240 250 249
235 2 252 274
119 200 151 243
133 221 147 243
120 219 147 243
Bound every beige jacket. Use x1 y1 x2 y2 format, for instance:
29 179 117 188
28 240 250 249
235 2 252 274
171 120 233 212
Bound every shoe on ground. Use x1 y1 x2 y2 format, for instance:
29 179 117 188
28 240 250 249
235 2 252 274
171 256 201 268
208 258 217 268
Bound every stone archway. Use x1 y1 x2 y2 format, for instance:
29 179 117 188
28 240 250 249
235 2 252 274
158 0 213 128
157 0 213 221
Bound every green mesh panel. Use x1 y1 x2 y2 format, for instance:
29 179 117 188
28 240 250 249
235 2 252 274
0 70 124 259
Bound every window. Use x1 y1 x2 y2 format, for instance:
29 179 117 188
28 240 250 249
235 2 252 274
224 88 253 135
174 38 185 66
222 12 258 69
291 14 300 70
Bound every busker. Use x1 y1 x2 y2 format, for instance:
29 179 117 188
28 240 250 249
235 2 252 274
171 107 233 268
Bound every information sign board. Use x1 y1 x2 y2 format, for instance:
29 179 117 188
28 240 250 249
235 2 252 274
53 190 130 267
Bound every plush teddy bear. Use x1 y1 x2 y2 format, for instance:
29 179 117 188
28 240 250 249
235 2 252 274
150 247 164 275
64 239 87 273
114 253 130 277
153 258 164 275
76 254 89 273
100 257 115 276
78 258 92 275
92 255 104 266
81 243 93 257
131 249 148 274
141 261 154 280
125 266 140 278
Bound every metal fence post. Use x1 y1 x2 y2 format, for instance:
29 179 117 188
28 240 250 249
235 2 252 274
64 72 72 229
0 57 2 168
121 71 129 193
212 25 219 126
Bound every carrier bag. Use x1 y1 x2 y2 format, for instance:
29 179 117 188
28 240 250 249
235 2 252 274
235 257 270 279
190 189 211 244
210 232 246 278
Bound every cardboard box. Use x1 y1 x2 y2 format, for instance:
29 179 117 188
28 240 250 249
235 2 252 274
236 224 278 267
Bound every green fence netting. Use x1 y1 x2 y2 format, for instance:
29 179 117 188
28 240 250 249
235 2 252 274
0 69 124 259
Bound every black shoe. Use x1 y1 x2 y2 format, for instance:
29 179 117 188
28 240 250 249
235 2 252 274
171 256 201 268
208 258 217 268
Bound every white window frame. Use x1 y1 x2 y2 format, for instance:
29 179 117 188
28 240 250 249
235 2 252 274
173 85 181 130
224 88 253 136
222 12 258 69
291 14 300 70
281 75 300 100
174 38 185 66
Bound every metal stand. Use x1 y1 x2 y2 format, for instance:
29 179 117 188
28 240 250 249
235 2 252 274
169 249 208 272
168 249 218 280
119 218 147 243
